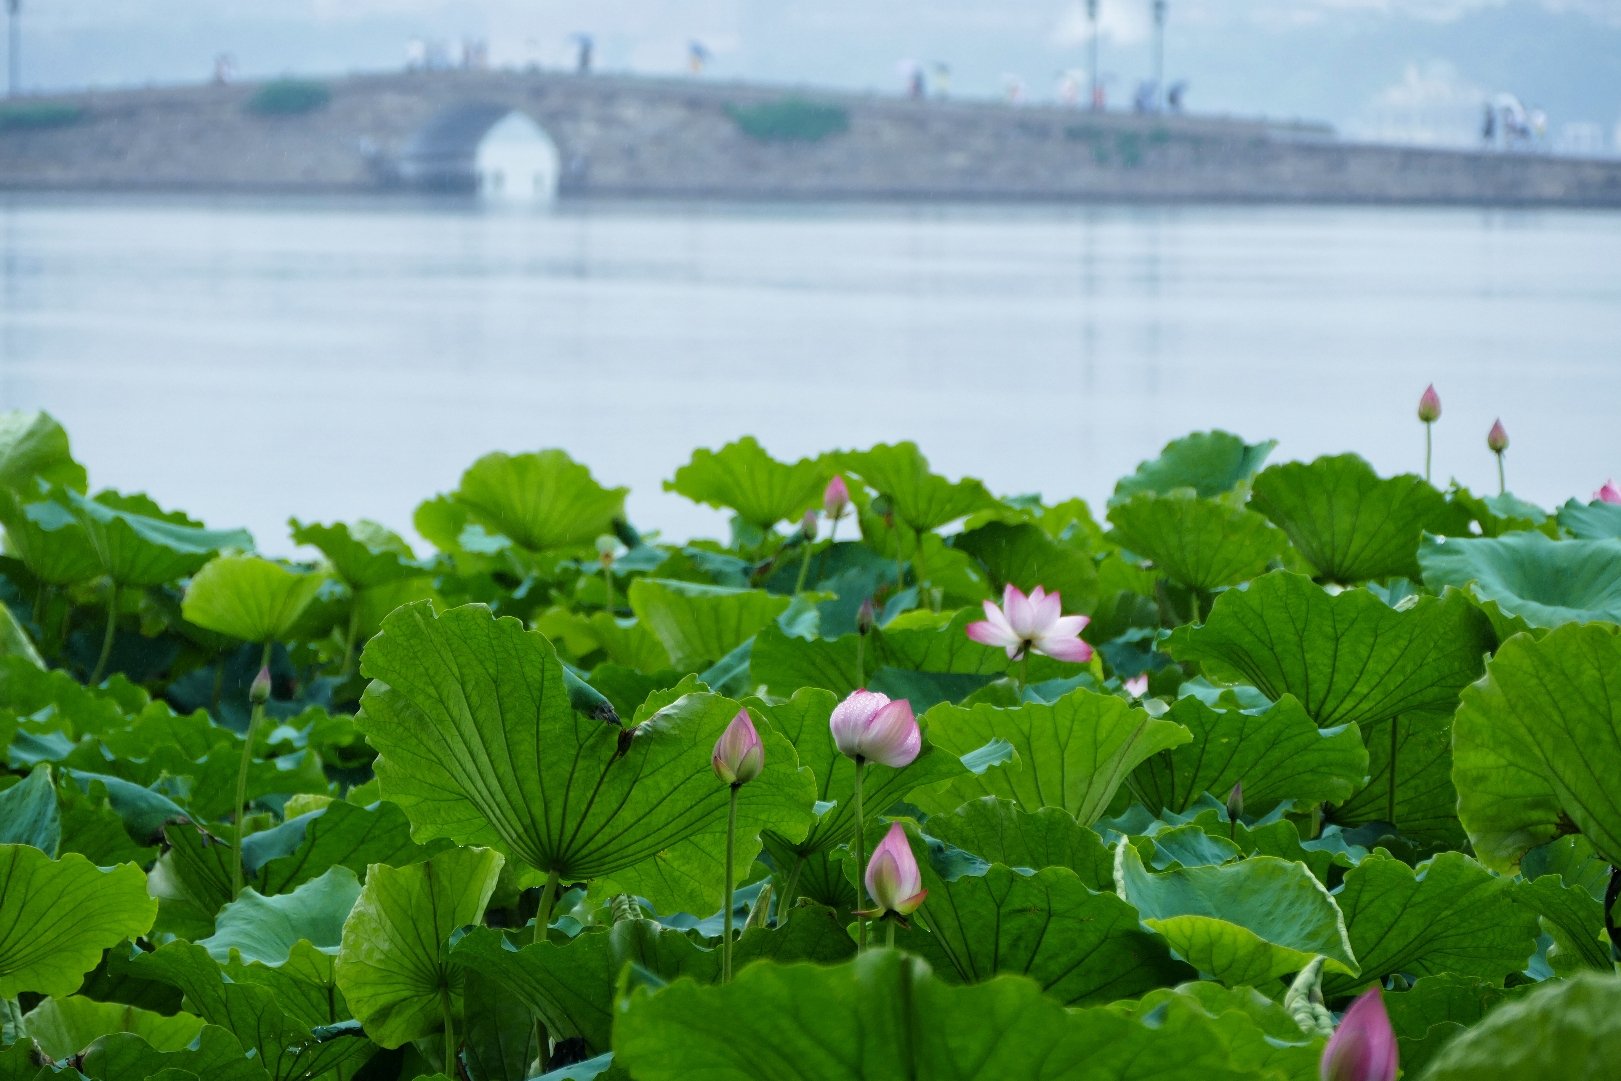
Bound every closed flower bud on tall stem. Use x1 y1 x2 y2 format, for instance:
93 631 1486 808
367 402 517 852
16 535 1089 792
1487 418 1509 495
711 709 764 786
1417 384 1441 483
861 823 928 921
1320 987 1398 1081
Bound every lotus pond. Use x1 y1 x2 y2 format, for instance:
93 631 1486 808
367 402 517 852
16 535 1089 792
2 408 1620 1081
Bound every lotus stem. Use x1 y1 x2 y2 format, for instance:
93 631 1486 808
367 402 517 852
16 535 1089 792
1424 423 1433 484
602 563 615 615
535 867 562 944
793 542 814 596
852 759 867 950
90 582 118 685
1387 717 1399 827
828 516 840 546
1190 590 1203 625
1016 651 1030 700
855 634 865 688
778 855 805 927
440 984 457 1075
722 785 740 982
339 600 362 679
231 639 273 897
886 921 896 950
1496 454 1506 498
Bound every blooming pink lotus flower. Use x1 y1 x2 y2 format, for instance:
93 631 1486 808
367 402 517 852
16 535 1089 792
1123 674 1149 699
824 475 850 518
862 823 927 918
1417 384 1441 423
1597 480 1621 504
1320 987 1398 1081
1486 419 1508 454
711 709 764 785
966 584 1093 663
829 690 920 768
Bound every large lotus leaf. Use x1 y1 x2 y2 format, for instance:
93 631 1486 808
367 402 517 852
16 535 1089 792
838 442 998 532
1557 498 1621 540
664 437 827 529
182 555 327 644
0 490 100 585
1113 844 1356 987
951 521 1100 614
923 798 1115 890
63 489 252 587
452 450 626 551
23 996 204 1059
356 602 815 915
748 689 966 863
1107 491 1288 592
1381 975 1528 1076
914 688 1191 824
460 964 540 1081
0 602 44 669
1332 710 1464 846
199 867 361 963
1418 532 1621 629
1111 430 1276 506
288 518 422 589
1130 692 1368 814
1166 572 1493 730
0 766 60 854
0 845 157 997
0 410 86 492
249 799 448 895
626 578 790 670
1114 983 1322 1080
1417 973 1621 1081
1249 455 1463 583
1514 874 1611 974
614 949 1254 1081
334 846 503 1048
914 859 1193 1005
75 1026 268 1081
1320 852 1538 997
1453 622 1621 874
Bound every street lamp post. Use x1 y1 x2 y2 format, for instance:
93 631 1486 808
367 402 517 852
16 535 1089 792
6 0 19 98
1153 0 1166 112
1087 0 1100 111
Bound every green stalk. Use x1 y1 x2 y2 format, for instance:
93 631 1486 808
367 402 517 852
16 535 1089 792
1496 453 1506 497
531 867 563 1074
1190 590 1203 625
855 634 865 688
722 786 740 982
1016 651 1030 700
828 516 840 545
778 856 805 926
1387 717 1399 827
440 984 457 1076
852 759 867 950
913 543 929 608
602 564 616 615
886 921 896 949
232 639 274 898
793 542 814 596
1424 422 1433 484
339 600 362 679
89 582 118 685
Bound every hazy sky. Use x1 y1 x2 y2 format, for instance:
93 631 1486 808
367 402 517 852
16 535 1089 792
17 0 1621 145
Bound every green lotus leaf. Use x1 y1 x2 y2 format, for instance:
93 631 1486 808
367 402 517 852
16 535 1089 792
1107 491 1288 592
626 578 791 670
199 867 361 964
1381 975 1529 1076
74 1026 268 1081
1113 844 1357 987
182 555 328 644
248 799 449 896
1514 874 1612 974
1557 497 1621 540
1331 710 1465 846
1321 852 1538 997
913 858 1193 1005
0 844 158 997
0 490 100 585
23 995 205 1059
1130 692 1367 815
1166 572 1493 729
0 766 60 854
0 410 87 492
1418 532 1621 629
951 521 1100 614
915 687 1190 824
356 602 815 914
1417 972 1621 1081
1111 430 1276 506
923 798 1116 890
1111 983 1322 1079
838 442 998 532
613 949 1252 1081
1249 454 1463 583
1453 622 1621 873
288 518 423 589
334 846 504 1048
0 601 44 669
63 489 253 588
665 436 828 529
450 450 627 551
460 962 540 1081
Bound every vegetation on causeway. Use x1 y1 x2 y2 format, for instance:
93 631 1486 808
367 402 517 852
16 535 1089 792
1 404 1619 1081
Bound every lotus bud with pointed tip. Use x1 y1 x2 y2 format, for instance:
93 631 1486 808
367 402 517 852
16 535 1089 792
249 666 272 706
1320 987 1398 1081
1226 782 1244 822
1417 384 1441 423
863 822 927 918
801 509 818 539
711 709 764 786
857 597 877 635
829 689 920 768
824 475 850 518
1597 480 1621 505
1487 418 1508 454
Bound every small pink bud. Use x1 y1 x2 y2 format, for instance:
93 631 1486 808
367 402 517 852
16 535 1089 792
857 597 877 635
1320 987 1398 1081
823 475 850 517
711 709 764 786
1596 480 1621 505
1486 419 1508 454
249 666 272 706
1226 782 1244 822
829 690 921 768
801 509 818 539
1123 674 1149 699
863 822 927 918
1417 384 1441 423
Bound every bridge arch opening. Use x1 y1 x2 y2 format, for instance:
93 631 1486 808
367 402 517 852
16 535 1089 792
398 104 561 203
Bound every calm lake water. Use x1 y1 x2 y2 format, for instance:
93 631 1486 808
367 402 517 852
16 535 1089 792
2 194 1619 551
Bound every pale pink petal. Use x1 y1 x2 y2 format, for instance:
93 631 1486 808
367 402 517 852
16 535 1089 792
978 598 1017 640
1123 675 1149 699
1004 584 1036 637
865 823 924 914
1030 587 1062 632
830 689 890 759
966 619 1020 650
1598 480 1621 504
711 709 764 785
1048 614 1091 638
1036 635 1094 663
860 699 921 768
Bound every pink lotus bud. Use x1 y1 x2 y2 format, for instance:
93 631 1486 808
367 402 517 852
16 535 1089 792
711 709 764 786
1417 384 1441 423
1597 480 1621 505
823 475 850 517
249 666 272 706
857 597 877 635
1320 987 1398 1081
863 822 927 918
801 509 819 539
1123 674 1149 699
1486 419 1508 454
1226 782 1244 822
829 690 920 768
